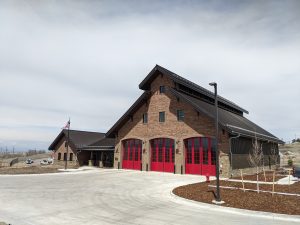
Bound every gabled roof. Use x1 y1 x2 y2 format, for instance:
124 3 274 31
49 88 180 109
171 89 283 143
48 129 106 150
106 65 282 143
139 65 249 114
106 91 150 138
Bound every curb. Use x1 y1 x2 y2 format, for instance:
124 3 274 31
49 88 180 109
170 190 300 222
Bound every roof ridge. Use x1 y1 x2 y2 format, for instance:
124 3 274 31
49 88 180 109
140 65 248 114
63 129 105 134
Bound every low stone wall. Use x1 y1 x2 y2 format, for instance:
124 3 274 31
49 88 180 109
0 161 10 167
0 158 18 168
54 160 78 167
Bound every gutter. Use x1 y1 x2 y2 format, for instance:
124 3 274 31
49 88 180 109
227 124 282 143
229 133 240 178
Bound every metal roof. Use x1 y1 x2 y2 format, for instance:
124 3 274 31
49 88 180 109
139 65 249 114
106 91 150 138
48 129 114 150
171 89 283 143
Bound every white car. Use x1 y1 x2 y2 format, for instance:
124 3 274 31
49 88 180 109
26 159 34 164
40 159 49 165
47 158 53 164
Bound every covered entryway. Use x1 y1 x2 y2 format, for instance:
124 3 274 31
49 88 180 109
122 139 142 170
150 138 175 173
185 137 216 176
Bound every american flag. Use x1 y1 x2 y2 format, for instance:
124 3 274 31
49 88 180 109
62 119 70 129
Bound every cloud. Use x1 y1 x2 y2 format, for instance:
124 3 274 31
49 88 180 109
0 0 299 150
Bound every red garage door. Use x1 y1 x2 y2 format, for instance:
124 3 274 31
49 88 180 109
151 138 175 173
122 139 142 170
185 137 216 176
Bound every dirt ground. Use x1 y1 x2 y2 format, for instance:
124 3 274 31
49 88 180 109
173 180 300 215
280 142 300 166
0 164 78 175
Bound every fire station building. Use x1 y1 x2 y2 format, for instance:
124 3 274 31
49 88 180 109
106 65 282 177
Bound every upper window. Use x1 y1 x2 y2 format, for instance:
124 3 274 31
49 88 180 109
63 153 67 161
177 109 184 121
159 86 165 94
143 113 148 124
159 111 165 122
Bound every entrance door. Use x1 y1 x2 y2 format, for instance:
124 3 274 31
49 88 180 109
122 139 142 170
185 137 216 176
151 138 175 173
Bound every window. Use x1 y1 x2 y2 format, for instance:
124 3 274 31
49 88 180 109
165 139 170 162
211 139 216 165
158 139 163 162
69 153 73 161
177 109 184 121
187 139 192 164
159 111 165 122
159 86 165 94
129 140 134 160
58 153 61 160
63 153 67 161
194 138 200 164
143 113 148 124
152 139 157 162
123 142 128 160
202 138 208 165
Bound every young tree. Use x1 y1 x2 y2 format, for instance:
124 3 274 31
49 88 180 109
270 145 279 169
248 135 264 193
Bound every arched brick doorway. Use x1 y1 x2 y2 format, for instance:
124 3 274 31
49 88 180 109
150 138 175 173
184 137 216 176
122 139 142 170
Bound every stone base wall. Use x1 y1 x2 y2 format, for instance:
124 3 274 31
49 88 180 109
219 152 230 178
54 160 78 167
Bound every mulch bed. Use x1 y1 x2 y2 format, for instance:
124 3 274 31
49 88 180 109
232 171 286 182
0 165 78 175
215 180 299 194
173 180 300 215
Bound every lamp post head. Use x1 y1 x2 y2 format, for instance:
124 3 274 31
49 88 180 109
209 82 217 87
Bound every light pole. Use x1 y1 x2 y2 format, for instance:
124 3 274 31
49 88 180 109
209 82 222 203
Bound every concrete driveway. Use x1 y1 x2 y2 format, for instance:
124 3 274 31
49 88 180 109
0 169 299 225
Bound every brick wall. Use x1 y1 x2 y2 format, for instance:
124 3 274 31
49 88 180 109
53 137 78 166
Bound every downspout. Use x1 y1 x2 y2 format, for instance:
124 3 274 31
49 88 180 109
229 133 240 178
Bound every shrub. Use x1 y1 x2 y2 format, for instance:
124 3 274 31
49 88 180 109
288 159 293 167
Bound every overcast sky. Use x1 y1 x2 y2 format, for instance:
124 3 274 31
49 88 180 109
0 0 299 151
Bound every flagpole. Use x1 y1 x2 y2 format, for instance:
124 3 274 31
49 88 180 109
65 118 70 170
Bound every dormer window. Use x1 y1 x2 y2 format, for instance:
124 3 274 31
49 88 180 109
159 86 165 94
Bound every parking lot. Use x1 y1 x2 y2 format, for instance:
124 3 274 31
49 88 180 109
0 169 299 225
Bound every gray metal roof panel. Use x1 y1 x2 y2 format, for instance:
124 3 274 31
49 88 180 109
48 129 105 150
139 65 249 114
171 89 282 143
